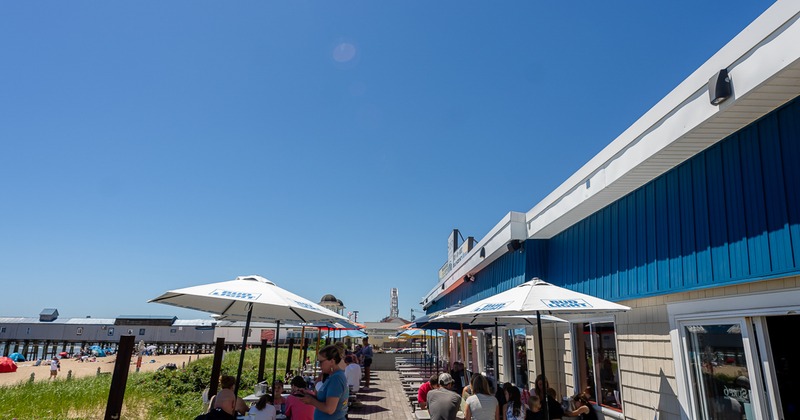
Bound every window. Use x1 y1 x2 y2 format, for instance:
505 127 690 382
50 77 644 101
505 328 528 386
1 327 6 333
483 331 496 378
170 328 177 334
685 323 751 419
77 327 83 335
574 321 622 412
139 328 146 335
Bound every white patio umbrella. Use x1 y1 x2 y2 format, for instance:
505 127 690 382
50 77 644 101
149 275 347 396
442 277 630 420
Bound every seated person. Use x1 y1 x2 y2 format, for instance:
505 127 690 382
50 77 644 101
249 394 277 420
417 374 440 410
344 355 362 394
285 376 315 420
208 375 248 418
271 380 286 410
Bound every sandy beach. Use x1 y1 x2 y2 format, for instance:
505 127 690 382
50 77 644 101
0 353 212 387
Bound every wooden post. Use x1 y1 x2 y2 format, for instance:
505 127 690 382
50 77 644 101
104 335 134 420
258 339 268 383
301 338 309 371
208 337 225 399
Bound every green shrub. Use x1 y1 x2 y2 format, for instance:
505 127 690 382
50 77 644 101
0 348 294 420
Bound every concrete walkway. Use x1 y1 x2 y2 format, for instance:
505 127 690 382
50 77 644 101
347 371 415 420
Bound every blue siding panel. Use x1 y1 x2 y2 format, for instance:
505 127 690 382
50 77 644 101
678 163 699 287
645 183 658 293
537 96 800 303
706 144 732 282
692 156 713 283
739 124 770 276
609 202 620 300
777 102 800 269
666 170 683 289
627 194 638 296
759 114 792 272
442 97 800 307
721 134 750 279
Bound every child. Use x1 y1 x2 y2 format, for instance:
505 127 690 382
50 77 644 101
525 395 543 420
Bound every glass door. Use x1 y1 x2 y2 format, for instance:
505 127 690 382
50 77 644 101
680 317 762 419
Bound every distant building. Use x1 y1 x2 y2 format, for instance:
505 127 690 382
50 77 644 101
363 318 408 349
319 294 346 316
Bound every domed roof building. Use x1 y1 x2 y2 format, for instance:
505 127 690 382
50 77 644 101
319 294 345 315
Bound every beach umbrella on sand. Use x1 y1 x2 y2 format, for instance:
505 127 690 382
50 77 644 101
0 357 18 373
149 274 347 396
442 277 629 420
9 353 25 362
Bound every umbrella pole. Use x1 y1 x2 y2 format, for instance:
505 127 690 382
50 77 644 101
313 328 320 377
494 319 499 384
537 311 550 420
234 303 253 396
298 326 306 369
272 320 281 403
460 324 470 386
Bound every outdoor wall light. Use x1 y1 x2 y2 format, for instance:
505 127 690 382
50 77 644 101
464 274 475 282
507 239 524 253
709 69 732 105
479 247 486 258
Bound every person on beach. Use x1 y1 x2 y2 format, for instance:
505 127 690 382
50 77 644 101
300 344 349 420
49 356 60 379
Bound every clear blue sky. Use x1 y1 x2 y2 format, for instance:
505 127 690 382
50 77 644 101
0 1 773 322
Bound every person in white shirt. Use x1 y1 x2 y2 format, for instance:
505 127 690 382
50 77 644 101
344 355 362 394
49 357 60 379
248 393 277 420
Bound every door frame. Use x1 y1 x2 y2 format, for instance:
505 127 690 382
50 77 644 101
667 286 800 419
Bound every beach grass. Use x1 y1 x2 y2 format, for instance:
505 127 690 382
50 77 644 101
0 348 297 419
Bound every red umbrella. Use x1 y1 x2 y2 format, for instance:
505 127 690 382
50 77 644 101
0 356 18 373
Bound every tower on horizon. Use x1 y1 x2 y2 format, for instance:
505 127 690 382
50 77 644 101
389 288 399 319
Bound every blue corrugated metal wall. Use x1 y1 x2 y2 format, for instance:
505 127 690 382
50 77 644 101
429 96 800 311
547 96 800 301
427 242 535 312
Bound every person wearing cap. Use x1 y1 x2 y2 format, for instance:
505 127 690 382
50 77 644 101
427 372 462 420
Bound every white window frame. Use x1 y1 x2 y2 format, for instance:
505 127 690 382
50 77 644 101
667 287 800 420
567 315 624 420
